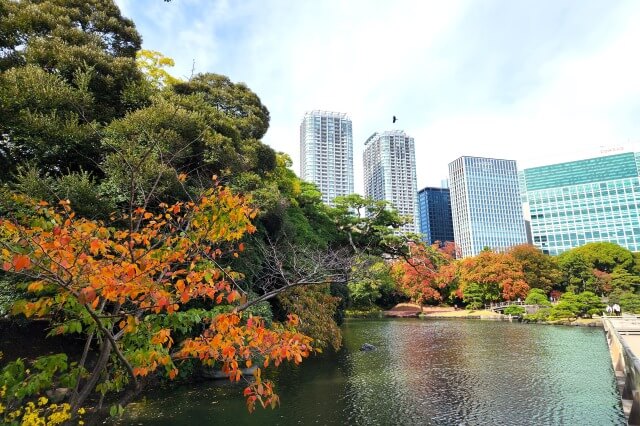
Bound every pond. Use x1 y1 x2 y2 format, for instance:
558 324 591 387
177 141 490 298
116 319 625 425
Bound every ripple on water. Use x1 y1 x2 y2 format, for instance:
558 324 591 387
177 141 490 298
115 319 625 425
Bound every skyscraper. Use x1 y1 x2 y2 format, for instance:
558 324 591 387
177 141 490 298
448 156 527 257
363 130 419 233
299 111 354 204
521 152 640 255
417 187 454 245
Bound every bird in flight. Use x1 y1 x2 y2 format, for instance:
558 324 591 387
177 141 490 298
393 116 398 123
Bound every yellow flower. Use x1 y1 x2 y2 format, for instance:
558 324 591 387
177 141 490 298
78 407 86 414
37 396 48 406
79 421 85 425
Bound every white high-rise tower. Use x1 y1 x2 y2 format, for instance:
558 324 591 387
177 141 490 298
300 111 354 204
363 130 419 233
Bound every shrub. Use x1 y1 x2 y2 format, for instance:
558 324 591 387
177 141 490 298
547 291 604 320
525 307 551 322
503 306 525 316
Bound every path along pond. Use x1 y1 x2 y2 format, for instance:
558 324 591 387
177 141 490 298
116 319 625 425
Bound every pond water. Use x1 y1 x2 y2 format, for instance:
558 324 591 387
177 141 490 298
116 319 625 425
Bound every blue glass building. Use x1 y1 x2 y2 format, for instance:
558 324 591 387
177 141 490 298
521 152 640 255
417 187 454 245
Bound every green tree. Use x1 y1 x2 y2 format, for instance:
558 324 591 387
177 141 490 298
608 289 640 314
610 268 640 293
503 305 525 316
348 257 396 308
557 251 595 293
572 242 635 273
331 194 410 257
549 291 603 320
0 0 143 180
633 252 640 275
101 74 276 206
524 288 551 306
462 283 485 310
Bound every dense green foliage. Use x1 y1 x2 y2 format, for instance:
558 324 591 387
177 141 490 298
348 256 401 309
503 306 525 316
524 288 551 306
547 291 604 320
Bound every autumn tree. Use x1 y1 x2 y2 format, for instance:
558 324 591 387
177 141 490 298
391 242 456 305
136 49 181 88
508 244 561 293
0 184 319 422
458 250 529 305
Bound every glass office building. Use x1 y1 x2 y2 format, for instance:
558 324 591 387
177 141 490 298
417 187 454 245
300 111 354 205
521 152 640 255
449 156 527 257
364 130 419 233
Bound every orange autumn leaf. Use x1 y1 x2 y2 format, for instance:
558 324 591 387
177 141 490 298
13 254 31 272
78 287 97 305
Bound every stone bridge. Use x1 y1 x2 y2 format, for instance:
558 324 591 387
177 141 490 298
484 300 540 314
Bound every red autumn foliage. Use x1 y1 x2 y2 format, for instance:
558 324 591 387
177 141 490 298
391 242 456 304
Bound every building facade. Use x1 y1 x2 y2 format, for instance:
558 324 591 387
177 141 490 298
417 187 454 245
363 130 419 233
448 156 527 257
521 152 640 255
299 111 354 204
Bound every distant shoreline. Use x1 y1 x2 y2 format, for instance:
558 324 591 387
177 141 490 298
346 304 603 327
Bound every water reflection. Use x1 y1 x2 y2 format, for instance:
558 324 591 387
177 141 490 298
117 319 624 425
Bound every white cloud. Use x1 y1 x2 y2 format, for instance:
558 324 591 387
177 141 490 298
116 0 640 192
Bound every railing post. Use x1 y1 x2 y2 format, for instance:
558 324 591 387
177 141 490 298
629 390 640 426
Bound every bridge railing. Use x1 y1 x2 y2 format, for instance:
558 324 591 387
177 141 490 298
484 301 526 311
602 316 640 425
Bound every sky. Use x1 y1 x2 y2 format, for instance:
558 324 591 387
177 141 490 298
115 0 640 193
